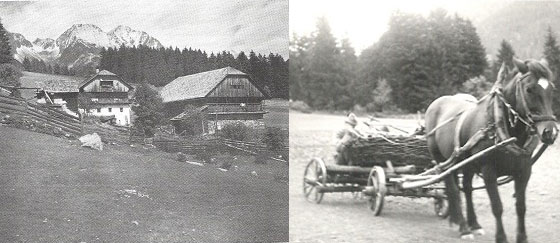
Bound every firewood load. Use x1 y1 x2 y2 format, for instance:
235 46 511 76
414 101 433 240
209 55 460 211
348 135 433 170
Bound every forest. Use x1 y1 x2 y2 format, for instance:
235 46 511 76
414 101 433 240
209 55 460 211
290 9 560 116
22 46 289 99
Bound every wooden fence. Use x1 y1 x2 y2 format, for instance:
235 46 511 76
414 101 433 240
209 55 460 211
0 94 82 136
152 138 220 154
152 136 289 163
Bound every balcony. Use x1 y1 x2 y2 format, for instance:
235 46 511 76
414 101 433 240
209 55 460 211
206 103 265 114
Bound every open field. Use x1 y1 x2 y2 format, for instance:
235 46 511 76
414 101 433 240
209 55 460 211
0 125 288 242
289 111 560 243
264 99 288 129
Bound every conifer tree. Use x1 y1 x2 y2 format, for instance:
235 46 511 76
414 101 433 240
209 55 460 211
0 19 12 64
543 26 560 116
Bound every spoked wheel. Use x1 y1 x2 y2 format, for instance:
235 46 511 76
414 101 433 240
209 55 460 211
303 158 327 204
366 166 386 216
434 197 449 218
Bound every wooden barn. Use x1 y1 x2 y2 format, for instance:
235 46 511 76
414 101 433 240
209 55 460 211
160 66 267 135
78 70 134 126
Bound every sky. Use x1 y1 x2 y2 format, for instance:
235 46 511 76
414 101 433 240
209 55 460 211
0 0 289 57
290 0 505 55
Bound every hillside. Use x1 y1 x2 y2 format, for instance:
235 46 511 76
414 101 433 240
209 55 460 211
475 1 560 60
0 126 288 242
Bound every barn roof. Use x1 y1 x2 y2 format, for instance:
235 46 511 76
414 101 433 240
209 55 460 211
37 79 81 92
79 70 133 90
160 66 248 103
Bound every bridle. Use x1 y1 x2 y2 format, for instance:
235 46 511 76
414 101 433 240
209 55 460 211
491 72 557 151
493 73 557 134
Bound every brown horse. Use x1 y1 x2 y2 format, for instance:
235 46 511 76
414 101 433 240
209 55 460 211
425 58 558 243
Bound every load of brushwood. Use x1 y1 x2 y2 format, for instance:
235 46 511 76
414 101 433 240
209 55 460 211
348 135 433 169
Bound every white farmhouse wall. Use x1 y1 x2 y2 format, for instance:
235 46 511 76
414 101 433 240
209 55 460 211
80 105 131 126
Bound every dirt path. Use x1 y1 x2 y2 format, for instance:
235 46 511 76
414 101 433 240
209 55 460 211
0 126 288 242
289 111 560 243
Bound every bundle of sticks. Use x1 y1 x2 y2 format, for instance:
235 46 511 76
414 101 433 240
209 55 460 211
348 135 433 169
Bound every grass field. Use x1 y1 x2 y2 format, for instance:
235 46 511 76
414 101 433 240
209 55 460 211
0 125 288 242
264 99 288 129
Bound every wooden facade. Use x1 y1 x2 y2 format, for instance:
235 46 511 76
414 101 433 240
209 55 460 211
78 70 134 126
161 67 267 135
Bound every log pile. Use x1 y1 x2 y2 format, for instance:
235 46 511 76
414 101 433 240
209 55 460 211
348 135 433 169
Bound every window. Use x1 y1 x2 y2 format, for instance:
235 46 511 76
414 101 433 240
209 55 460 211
120 107 124 112
231 84 243 89
108 108 112 112
100 81 113 87
97 108 101 113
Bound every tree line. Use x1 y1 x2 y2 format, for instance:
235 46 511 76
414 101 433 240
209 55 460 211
99 45 289 98
0 18 22 90
291 10 560 116
22 57 72 76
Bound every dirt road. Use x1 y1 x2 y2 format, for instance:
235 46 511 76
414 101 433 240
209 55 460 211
289 111 560 243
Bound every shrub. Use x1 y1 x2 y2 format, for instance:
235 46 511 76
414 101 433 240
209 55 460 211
176 152 187 162
289 100 312 113
263 127 285 150
220 122 248 141
220 160 233 170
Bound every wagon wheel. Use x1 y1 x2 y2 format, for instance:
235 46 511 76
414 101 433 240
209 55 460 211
434 197 449 218
366 166 386 216
303 158 327 204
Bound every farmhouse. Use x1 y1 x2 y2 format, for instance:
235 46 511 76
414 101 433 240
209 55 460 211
160 66 267 135
78 70 134 126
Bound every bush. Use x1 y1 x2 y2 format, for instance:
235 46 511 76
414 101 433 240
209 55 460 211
220 122 248 141
220 160 233 170
262 127 285 150
176 152 187 162
289 100 312 113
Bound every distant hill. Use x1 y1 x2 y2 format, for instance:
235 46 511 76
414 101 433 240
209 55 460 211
474 1 560 61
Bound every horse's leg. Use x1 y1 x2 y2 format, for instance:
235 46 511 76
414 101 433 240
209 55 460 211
483 165 508 243
445 172 472 239
514 166 531 243
463 169 484 235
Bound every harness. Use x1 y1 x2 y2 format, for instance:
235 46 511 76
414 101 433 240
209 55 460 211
426 72 556 168
490 73 557 154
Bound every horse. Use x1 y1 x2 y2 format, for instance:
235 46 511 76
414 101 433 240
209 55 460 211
424 58 558 243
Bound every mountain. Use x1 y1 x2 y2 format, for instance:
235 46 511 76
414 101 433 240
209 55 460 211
108 25 162 49
474 1 560 61
8 32 42 63
7 24 163 74
32 38 59 62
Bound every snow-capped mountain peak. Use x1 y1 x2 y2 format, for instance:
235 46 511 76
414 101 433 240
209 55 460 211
56 24 114 52
108 25 163 49
33 38 56 50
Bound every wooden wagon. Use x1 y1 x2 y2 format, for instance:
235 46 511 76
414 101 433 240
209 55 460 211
303 133 518 216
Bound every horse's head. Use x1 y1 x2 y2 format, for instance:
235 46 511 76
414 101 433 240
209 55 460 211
495 58 558 144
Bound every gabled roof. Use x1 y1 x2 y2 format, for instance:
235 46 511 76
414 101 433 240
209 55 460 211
160 66 251 103
37 79 80 92
79 70 133 90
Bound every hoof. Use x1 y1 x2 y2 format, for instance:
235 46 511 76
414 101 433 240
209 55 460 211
472 228 485 236
461 233 475 240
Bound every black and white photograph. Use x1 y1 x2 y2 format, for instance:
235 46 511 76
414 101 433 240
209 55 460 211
0 0 288 242
290 0 560 242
